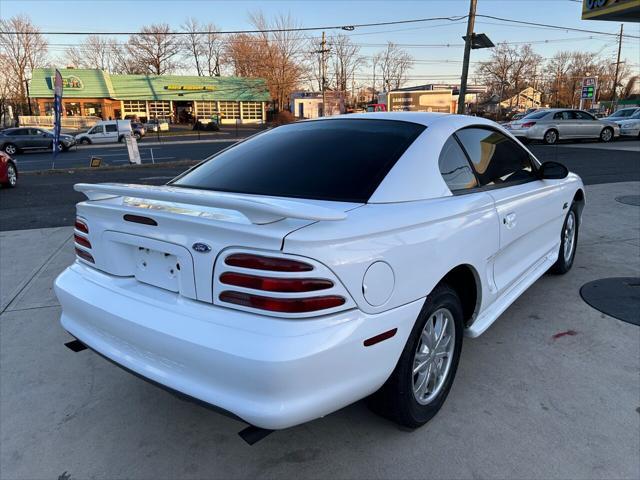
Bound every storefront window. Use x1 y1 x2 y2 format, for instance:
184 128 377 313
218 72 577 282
241 102 262 120
65 102 81 116
219 101 240 120
42 102 55 116
84 103 103 118
122 100 147 117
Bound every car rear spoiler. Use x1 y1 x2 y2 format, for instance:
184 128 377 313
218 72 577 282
74 183 347 225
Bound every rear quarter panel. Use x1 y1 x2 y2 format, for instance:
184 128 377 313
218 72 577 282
283 192 500 317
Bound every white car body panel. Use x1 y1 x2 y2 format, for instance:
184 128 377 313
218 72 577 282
55 112 585 429
614 117 640 137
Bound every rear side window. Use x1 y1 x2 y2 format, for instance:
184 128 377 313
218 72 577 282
105 124 118 133
172 119 425 203
455 128 535 187
438 136 477 192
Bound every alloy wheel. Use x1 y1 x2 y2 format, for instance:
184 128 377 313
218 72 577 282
601 129 613 142
563 211 576 263
412 307 456 405
6 164 16 186
545 130 557 144
4 144 16 155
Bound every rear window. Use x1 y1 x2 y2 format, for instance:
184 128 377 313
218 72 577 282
172 119 425 203
524 110 549 120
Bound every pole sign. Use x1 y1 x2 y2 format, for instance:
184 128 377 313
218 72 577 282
125 135 141 164
52 69 63 163
581 77 597 100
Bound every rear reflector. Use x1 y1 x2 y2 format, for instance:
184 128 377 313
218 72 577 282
219 290 345 313
123 214 158 226
74 219 88 234
75 247 95 263
73 234 91 249
225 253 313 272
220 272 332 292
364 328 398 347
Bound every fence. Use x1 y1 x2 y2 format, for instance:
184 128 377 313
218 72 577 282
17 115 101 131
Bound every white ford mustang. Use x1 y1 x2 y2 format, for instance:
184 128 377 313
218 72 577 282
55 112 584 432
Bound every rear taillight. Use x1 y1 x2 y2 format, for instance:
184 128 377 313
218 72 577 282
73 233 91 249
75 247 94 264
74 217 94 263
217 252 348 316
74 219 88 234
225 253 313 272
220 272 332 292
219 291 345 313
521 121 536 128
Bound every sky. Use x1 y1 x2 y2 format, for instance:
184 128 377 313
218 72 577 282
1 0 639 85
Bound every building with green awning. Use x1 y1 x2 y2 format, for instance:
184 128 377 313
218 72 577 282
29 68 271 124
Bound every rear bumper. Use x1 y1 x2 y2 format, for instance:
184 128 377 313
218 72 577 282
54 262 422 429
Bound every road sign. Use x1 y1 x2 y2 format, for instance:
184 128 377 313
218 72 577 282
125 135 141 164
90 156 102 168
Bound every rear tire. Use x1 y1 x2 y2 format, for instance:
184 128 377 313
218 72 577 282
543 129 558 145
599 127 613 143
549 202 579 274
367 283 464 428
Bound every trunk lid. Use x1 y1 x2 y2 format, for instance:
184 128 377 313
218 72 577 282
74 184 359 303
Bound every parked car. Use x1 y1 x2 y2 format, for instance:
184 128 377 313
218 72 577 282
145 119 170 132
613 109 640 138
0 127 75 155
130 122 146 140
55 113 584 432
75 120 132 144
366 104 387 112
0 151 17 187
604 107 640 121
505 108 620 144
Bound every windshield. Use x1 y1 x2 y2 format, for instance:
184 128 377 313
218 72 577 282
629 111 640 120
171 119 426 203
523 110 549 120
609 109 637 118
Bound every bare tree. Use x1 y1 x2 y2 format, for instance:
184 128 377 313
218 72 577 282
375 42 414 91
127 23 181 75
182 18 204 76
0 14 48 116
329 34 366 93
64 35 119 70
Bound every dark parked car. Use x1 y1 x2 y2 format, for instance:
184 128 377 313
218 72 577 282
0 127 75 155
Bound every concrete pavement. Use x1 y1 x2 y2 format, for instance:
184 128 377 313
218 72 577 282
0 181 638 479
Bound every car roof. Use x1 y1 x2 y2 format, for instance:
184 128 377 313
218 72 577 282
312 111 454 127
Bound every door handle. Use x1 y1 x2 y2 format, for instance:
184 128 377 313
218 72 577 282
503 212 517 229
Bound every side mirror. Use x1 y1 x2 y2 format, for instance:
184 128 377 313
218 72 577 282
539 161 569 180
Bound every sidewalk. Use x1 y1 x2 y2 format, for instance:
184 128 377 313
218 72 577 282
1 182 639 480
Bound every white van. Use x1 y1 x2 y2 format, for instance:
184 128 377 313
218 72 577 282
75 120 132 145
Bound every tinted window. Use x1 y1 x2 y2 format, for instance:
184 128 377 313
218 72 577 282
8 129 28 136
575 111 595 120
455 128 535 187
105 124 118 133
172 119 425 203
553 111 575 120
524 110 549 120
438 136 477 191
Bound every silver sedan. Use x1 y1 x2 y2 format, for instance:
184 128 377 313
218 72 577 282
505 109 620 145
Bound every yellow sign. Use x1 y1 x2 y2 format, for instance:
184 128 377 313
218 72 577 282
582 0 640 21
90 156 102 168
164 85 215 91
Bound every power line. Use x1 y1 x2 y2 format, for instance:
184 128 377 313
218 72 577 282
475 14 640 39
1 16 468 36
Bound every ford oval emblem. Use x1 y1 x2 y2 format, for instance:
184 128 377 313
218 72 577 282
192 242 212 253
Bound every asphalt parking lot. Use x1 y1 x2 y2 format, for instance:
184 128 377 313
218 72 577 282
0 142 639 479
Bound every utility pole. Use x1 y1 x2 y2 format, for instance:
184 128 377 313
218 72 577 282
457 0 477 115
611 23 624 110
321 31 327 117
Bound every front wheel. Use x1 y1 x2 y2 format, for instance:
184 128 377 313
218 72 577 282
549 203 579 274
543 129 558 145
2 162 17 187
367 283 463 428
599 127 613 143
79 138 91 145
